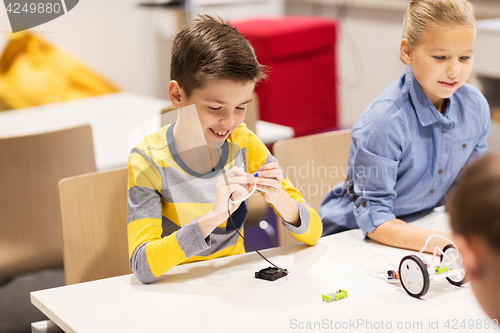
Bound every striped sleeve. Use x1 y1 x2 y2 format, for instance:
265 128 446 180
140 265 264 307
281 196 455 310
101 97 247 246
127 148 210 284
245 130 322 245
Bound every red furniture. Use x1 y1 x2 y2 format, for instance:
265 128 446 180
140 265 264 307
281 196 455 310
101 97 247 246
233 17 338 137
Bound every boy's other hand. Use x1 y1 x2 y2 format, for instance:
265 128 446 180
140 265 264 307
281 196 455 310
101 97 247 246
255 162 285 204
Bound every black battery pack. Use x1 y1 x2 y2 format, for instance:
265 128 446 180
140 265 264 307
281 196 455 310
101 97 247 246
255 267 288 281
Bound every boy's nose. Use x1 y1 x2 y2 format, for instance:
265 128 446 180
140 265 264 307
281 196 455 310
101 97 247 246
220 112 235 127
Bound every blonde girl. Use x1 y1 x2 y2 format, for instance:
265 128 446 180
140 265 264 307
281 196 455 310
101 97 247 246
320 0 491 252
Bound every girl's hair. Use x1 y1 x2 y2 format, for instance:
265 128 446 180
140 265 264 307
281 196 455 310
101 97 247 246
402 0 475 46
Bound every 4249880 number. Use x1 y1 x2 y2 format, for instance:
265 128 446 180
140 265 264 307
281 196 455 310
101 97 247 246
6 2 62 14
444 319 498 330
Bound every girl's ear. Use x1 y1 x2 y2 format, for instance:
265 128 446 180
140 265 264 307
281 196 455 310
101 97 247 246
168 81 183 107
400 39 412 65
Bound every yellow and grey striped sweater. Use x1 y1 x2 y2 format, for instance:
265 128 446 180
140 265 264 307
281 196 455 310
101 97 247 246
127 123 322 283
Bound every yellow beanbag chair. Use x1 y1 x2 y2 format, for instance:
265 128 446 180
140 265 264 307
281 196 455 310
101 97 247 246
0 31 118 111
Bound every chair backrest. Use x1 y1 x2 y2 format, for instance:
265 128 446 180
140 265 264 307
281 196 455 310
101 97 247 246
0 125 96 281
273 129 351 246
58 167 131 285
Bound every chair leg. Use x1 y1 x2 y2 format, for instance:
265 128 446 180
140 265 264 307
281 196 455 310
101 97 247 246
31 320 64 333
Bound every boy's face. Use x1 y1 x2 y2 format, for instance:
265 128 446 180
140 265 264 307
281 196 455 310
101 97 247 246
401 26 475 111
181 79 255 146
455 235 500 321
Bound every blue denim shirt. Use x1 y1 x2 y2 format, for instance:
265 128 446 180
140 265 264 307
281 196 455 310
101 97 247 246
320 66 491 236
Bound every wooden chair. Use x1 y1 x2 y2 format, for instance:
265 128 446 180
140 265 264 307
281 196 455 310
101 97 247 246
0 125 96 282
58 167 131 285
273 129 351 246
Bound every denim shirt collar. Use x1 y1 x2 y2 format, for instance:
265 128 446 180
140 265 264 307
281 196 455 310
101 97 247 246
405 66 457 127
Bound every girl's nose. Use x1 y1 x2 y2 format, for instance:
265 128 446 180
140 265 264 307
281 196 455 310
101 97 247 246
447 59 461 78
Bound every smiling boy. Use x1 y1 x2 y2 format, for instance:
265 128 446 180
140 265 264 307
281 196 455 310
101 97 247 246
127 16 322 284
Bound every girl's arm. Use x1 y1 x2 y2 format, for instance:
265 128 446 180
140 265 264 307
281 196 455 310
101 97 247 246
367 218 454 252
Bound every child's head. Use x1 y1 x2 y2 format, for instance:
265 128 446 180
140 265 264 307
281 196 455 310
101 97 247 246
449 154 500 320
402 0 475 47
400 0 476 111
170 15 266 99
169 15 266 146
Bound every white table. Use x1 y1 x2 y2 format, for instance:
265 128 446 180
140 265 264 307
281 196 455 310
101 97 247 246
0 92 294 171
31 211 491 333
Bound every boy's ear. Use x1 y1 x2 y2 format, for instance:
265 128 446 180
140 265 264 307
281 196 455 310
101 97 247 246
455 235 485 279
169 80 183 107
400 39 412 65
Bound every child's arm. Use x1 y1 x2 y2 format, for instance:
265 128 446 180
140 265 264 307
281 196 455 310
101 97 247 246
198 167 257 237
254 162 300 226
128 151 254 284
245 132 322 246
367 218 454 252
258 163 322 246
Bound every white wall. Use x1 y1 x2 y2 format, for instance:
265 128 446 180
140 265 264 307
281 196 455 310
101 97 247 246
0 0 284 102
0 0 182 100
286 1 408 127
2 0 500 126
188 0 284 20
286 0 500 127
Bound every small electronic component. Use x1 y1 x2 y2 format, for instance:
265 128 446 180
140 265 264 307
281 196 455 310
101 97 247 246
322 289 348 302
255 267 288 281
387 270 400 281
435 266 449 274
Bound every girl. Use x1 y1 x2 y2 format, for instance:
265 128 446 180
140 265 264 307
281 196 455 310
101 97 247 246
320 0 491 252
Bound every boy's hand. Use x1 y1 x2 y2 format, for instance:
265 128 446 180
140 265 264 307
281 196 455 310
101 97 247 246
212 166 257 216
255 162 285 204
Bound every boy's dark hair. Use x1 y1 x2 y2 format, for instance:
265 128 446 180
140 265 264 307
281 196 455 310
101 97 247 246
170 15 267 98
449 154 500 254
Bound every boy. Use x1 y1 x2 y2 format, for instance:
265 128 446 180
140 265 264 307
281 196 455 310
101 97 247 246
127 15 322 284
449 154 500 321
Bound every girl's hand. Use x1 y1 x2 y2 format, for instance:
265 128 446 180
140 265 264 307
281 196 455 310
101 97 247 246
212 166 257 216
255 162 284 204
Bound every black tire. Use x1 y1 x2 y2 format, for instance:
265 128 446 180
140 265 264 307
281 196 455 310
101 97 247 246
399 255 430 298
441 244 468 286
